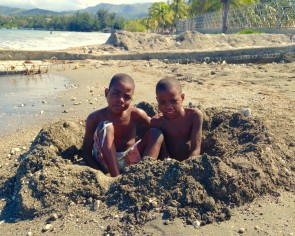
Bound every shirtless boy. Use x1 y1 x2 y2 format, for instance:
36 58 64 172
82 73 163 177
151 76 203 161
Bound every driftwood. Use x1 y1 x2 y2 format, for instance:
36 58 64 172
0 61 50 76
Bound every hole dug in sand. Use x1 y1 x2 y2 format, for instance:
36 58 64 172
106 108 291 232
3 104 293 234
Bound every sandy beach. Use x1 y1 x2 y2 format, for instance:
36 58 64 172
0 32 294 235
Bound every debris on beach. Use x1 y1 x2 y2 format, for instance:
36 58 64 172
0 61 50 75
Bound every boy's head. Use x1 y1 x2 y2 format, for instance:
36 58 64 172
105 73 135 114
108 73 135 90
156 76 184 119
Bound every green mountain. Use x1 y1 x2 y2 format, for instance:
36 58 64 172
0 3 152 19
19 8 59 16
0 6 24 15
81 3 152 19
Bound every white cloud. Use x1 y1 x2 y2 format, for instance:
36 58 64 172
0 0 162 11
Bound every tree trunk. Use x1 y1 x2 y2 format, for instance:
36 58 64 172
172 0 180 34
222 0 231 34
173 0 179 27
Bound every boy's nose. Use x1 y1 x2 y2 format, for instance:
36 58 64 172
165 103 173 109
119 97 125 103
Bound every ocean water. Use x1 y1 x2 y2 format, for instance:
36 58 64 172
0 74 69 137
0 29 109 136
0 74 68 114
0 29 111 50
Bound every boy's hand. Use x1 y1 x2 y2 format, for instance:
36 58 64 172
188 155 201 160
142 156 155 161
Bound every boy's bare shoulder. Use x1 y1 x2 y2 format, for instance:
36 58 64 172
150 113 164 127
129 106 143 113
86 107 107 123
130 106 148 116
185 108 203 119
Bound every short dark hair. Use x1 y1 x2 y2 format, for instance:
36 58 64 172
156 76 182 94
109 73 135 89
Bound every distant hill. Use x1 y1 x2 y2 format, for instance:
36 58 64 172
19 8 60 16
0 3 152 19
81 3 152 19
0 6 24 15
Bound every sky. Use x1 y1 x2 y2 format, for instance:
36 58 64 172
1 0 165 12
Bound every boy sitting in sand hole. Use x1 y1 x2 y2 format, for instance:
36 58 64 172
82 73 163 177
151 76 203 161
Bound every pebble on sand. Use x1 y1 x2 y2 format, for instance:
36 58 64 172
49 213 59 221
192 220 201 228
93 200 102 211
240 108 251 117
42 224 53 232
238 228 245 234
10 148 21 155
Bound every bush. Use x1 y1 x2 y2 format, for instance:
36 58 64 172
124 20 146 32
237 29 262 34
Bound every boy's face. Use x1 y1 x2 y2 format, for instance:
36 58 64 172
156 88 184 119
105 81 134 114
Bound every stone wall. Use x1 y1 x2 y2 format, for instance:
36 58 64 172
1 45 294 64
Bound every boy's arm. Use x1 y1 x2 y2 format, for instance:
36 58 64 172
82 115 101 170
190 109 203 157
135 108 151 127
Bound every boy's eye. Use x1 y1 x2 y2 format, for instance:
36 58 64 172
124 95 132 100
111 91 120 96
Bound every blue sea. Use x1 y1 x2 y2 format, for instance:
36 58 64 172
0 29 111 50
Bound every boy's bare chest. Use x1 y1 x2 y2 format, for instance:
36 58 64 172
111 117 135 135
162 118 192 138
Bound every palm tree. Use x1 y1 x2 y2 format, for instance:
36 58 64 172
221 0 231 33
170 0 189 28
188 0 221 16
149 2 174 33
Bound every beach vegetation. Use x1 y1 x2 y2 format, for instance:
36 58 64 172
170 0 189 27
0 10 125 32
148 2 174 33
147 0 190 33
237 28 262 34
1 1 292 33
125 19 147 32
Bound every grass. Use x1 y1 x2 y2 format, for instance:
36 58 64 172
237 29 262 34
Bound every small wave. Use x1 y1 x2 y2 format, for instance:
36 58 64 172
0 29 110 51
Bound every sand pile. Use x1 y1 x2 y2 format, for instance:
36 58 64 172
6 120 114 219
104 108 293 234
3 105 294 234
106 31 175 51
105 31 294 52
174 31 293 50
